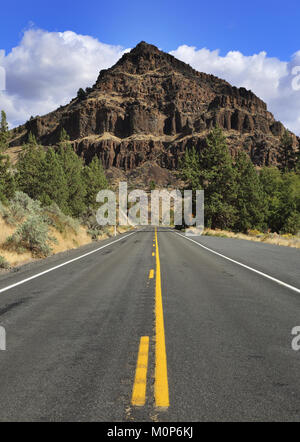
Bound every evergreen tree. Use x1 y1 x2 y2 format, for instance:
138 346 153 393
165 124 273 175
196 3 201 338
199 127 237 229
16 141 46 201
27 131 38 145
56 140 87 217
38 148 68 210
233 151 265 232
0 154 15 203
278 130 297 172
84 156 108 209
296 147 300 174
180 147 201 192
180 127 237 229
278 172 300 234
0 111 15 202
259 167 283 232
59 127 70 143
0 110 10 152
77 88 86 100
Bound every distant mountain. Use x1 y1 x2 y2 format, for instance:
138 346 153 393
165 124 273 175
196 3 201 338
10 41 299 180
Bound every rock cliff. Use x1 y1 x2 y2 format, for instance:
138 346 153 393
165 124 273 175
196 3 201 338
10 41 299 175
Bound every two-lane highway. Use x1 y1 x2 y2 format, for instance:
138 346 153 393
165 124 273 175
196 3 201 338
0 228 299 421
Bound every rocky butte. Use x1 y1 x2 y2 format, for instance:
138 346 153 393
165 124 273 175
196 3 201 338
9 41 299 185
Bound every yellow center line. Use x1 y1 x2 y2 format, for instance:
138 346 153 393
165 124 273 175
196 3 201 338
152 252 155 257
149 269 154 279
154 228 170 407
131 336 150 406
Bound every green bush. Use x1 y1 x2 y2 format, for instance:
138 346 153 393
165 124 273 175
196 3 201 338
0 201 11 220
81 208 104 239
281 212 300 235
9 191 42 222
6 214 55 257
45 203 79 233
87 229 101 240
0 255 10 269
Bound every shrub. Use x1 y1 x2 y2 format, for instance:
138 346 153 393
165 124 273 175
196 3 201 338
77 88 86 100
0 201 11 219
6 214 55 257
88 229 101 240
0 255 10 269
247 229 263 237
281 212 300 235
9 192 42 220
45 203 79 234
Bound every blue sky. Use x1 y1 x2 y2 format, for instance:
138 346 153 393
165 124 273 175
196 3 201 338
1 0 300 134
1 0 299 59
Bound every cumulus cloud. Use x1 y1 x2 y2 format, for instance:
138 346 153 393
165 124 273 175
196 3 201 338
170 45 300 135
0 29 126 127
0 30 300 136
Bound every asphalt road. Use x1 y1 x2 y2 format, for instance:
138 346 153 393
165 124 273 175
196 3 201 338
0 227 299 422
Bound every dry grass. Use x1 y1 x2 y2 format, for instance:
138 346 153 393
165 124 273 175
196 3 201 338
50 225 92 254
0 249 34 267
202 228 300 249
0 217 15 243
5 146 23 165
0 211 135 270
0 218 33 267
0 214 94 269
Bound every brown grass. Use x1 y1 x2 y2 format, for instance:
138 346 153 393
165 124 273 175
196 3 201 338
202 228 300 249
50 225 92 254
0 215 94 269
0 218 34 266
0 212 135 270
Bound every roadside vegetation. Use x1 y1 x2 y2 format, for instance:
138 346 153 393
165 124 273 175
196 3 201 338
0 111 125 269
180 126 300 237
202 228 300 249
1 108 299 267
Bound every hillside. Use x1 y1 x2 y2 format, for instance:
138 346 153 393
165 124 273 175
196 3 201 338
9 41 299 183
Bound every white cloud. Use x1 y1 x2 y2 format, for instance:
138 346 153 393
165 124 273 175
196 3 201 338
0 29 126 127
0 30 300 136
170 45 300 136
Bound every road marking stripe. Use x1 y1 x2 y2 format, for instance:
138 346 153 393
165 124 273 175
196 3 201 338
155 228 170 407
174 232 300 294
149 269 154 279
152 252 155 257
131 336 149 406
0 232 136 295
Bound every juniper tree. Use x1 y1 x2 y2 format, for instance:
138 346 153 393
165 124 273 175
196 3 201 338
180 146 201 192
56 129 87 217
233 151 264 232
278 130 297 172
84 156 108 209
16 142 46 201
0 110 9 152
0 110 15 202
277 172 300 234
38 148 68 210
259 167 283 232
0 154 15 203
180 127 237 229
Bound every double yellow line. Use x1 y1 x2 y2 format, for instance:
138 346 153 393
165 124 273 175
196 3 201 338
131 228 169 408
131 336 149 406
154 228 169 407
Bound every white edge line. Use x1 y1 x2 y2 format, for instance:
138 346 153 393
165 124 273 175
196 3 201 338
174 231 300 294
0 232 136 295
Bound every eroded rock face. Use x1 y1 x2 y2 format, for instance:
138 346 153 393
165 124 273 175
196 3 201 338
10 41 299 169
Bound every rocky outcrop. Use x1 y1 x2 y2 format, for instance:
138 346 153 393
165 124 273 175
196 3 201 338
10 41 299 170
